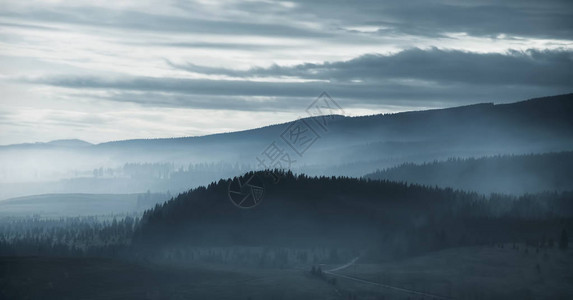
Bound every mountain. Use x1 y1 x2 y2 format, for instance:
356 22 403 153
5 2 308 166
0 139 92 149
133 171 573 261
364 151 573 195
1 93 572 197
44 139 93 147
91 93 573 168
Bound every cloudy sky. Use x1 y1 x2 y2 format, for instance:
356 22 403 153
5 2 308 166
1 0 572 145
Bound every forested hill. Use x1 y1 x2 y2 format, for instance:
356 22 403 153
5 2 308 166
133 171 573 259
364 151 573 195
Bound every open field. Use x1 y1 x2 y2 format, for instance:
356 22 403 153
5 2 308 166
0 257 338 300
330 245 573 299
2 244 572 299
0 193 169 217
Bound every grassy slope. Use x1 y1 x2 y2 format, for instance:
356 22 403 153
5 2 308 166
333 245 573 299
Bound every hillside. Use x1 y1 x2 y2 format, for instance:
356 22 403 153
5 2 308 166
134 171 573 261
364 151 573 195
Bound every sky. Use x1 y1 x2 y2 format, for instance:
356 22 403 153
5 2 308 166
0 0 572 145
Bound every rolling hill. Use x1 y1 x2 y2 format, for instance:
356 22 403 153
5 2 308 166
133 171 573 261
364 151 573 195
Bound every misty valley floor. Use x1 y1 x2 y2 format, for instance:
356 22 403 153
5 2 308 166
1 245 572 300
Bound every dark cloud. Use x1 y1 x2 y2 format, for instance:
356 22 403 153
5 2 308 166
27 56 572 111
287 0 573 39
0 21 61 31
26 48 573 111
82 91 312 112
171 48 573 87
3 1 571 41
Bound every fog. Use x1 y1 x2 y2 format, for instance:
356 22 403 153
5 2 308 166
1 94 573 299
1 94 571 204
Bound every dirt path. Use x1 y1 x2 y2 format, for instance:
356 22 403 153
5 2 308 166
324 257 452 299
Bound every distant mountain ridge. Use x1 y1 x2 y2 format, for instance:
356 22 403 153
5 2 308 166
54 92 573 165
0 139 92 149
1 93 572 197
2 93 572 149
364 151 573 195
45 139 93 147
